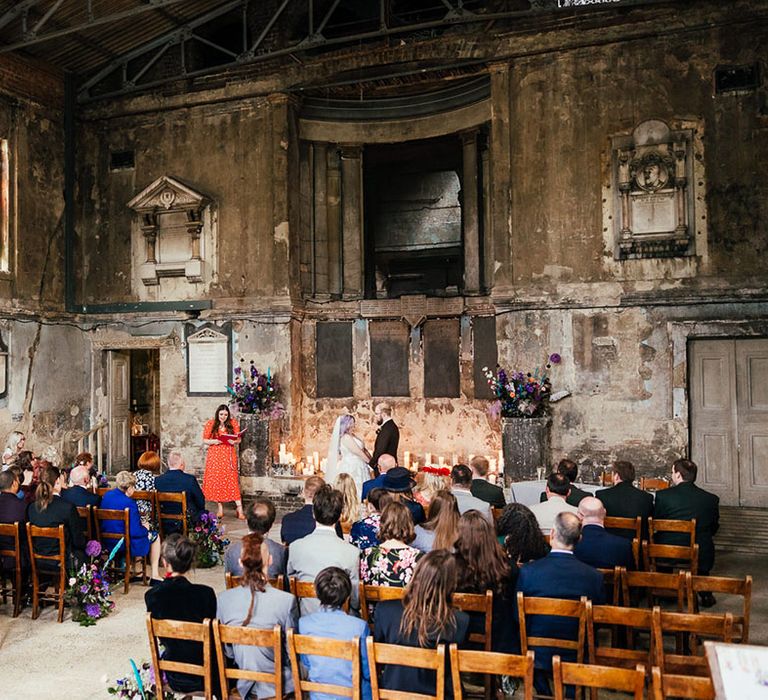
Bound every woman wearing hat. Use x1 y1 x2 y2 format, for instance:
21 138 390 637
382 466 425 525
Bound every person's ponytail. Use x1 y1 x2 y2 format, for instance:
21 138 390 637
35 479 54 511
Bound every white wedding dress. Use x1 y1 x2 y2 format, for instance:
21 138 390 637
325 420 372 496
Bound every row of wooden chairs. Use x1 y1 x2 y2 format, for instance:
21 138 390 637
599 473 671 492
146 612 714 700
92 488 189 537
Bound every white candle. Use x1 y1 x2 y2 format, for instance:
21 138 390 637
498 449 505 469
313 451 320 467
425 452 432 465
307 456 314 467
438 456 445 467
404 451 411 469
452 453 458 466
490 458 497 473
469 454 475 462
320 457 327 473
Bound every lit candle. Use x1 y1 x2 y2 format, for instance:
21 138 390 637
279 443 287 463
452 453 458 466
469 454 475 462
320 457 327 473
404 451 411 469
489 458 497 473
307 455 314 467
438 456 445 467
498 450 505 470
425 452 432 465
313 451 320 467
412 461 419 470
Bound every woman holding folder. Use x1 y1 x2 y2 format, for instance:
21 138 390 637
202 404 245 520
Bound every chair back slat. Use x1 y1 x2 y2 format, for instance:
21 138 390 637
686 573 752 643
653 610 734 675
225 572 284 590
291 576 349 612
639 477 669 492
649 518 696 547
0 521 22 617
288 629 361 700
449 646 534 700
553 657 645 700
367 637 445 700
643 541 699 575
156 491 188 537
517 593 587 664
651 667 715 700
587 601 658 671
620 569 688 611
213 622 283 697
604 516 642 542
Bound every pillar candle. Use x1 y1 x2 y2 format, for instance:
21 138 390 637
313 451 320 467
452 453 458 466
404 451 411 469
438 456 445 467
425 452 432 465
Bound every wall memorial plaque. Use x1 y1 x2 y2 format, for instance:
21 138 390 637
424 318 460 398
370 320 410 397
316 322 353 397
473 315 497 400
186 325 231 395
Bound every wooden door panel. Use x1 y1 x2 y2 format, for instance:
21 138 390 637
701 433 730 487
736 340 768 507
109 351 131 472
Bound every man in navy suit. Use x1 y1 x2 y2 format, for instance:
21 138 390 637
574 497 634 570
280 475 343 545
361 454 396 501
516 512 604 694
154 450 206 530
61 466 101 508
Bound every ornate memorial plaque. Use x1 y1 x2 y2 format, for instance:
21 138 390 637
186 325 230 395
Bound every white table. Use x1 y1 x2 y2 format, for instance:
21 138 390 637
505 479 599 507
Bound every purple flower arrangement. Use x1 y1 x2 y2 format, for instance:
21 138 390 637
227 359 285 419
106 661 175 699
189 511 230 568
64 539 115 627
483 353 561 418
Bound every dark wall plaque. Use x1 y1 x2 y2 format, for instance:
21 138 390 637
316 322 353 397
370 320 410 397
424 318 460 398
473 315 497 400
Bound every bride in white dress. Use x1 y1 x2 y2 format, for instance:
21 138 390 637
325 414 372 496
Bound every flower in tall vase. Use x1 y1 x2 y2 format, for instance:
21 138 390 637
188 511 230 568
227 359 285 419
484 353 561 419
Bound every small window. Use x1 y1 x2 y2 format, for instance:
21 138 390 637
715 64 760 95
110 150 135 170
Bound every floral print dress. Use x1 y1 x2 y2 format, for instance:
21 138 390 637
350 513 381 550
360 543 424 587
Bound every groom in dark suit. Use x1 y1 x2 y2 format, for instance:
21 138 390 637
370 403 399 476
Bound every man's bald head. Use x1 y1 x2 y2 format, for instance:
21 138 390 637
377 454 396 473
70 465 90 487
578 496 606 525
551 512 582 550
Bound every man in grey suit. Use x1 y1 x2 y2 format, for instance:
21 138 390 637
451 464 493 522
225 496 286 579
287 484 360 613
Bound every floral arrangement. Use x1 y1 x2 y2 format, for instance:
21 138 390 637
64 540 115 626
421 465 450 477
227 359 285 418
484 353 561 418
106 660 175 699
189 511 230 568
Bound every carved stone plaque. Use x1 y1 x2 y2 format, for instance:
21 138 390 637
424 319 460 398
370 320 410 397
316 322 353 398
473 315 497 400
186 325 230 395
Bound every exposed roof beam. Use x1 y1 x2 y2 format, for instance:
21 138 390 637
0 0 208 52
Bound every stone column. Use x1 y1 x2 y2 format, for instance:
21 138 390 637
461 129 481 295
340 144 364 300
312 143 330 299
326 148 342 297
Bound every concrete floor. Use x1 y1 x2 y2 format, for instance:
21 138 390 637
0 513 765 699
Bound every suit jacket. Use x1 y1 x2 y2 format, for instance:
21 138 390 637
28 494 86 567
596 480 654 540
145 576 217 693
470 479 506 509
401 497 426 526
0 491 28 567
515 552 604 669
225 537 286 579
280 504 343 545
61 485 101 508
370 420 399 471
538 485 590 507
374 599 469 700
574 524 634 570
361 474 386 501
653 481 720 573
287 526 360 612
451 488 493 522
154 469 206 527
528 497 579 533
216 584 298 700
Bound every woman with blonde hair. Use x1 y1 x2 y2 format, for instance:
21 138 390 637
2 430 25 466
412 490 460 553
413 465 450 508
334 472 361 535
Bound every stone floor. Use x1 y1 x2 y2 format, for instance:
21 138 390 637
0 511 765 699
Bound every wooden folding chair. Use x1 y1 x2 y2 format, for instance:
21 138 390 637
552 657 645 700
595 567 622 606
287 628 361 700
359 583 406 627
686 573 752 643
156 491 188 537
213 621 283 700
517 593 588 668
643 542 699 576
97 487 109 498
225 572 284 591
367 637 445 700
600 471 613 486
290 577 349 613
76 505 93 540
653 610 734 676
130 489 157 522
0 522 23 618
95 507 147 593
26 523 67 622
449 645 534 700
639 478 669 492
586 601 658 673
650 666 714 700
603 516 641 543
620 570 688 611
649 518 696 548
452 591 494 699
146 613 214 700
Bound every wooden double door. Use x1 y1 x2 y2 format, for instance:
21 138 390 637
690 339 768 507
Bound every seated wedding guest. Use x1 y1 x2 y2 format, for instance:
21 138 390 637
281 476 342 545
529 472 579 533
217 532 297 700
145 534 217 696
28 465 86 569
154 450 206 530
298 567 372 700
596 460 654 540
0 469 28 568
350 487 393 551
133 450 162 521
101 471 162 581
360 501 424 587
16 451 38 505
335 472 362 536
69 451 96 482
413 465 451 509
573 497 634 570
497 503 550 566
412 490 460 553
450 465 492 521
225 496 286 579
469 456 506 509
287 485 360 613
362 454 396 501
382 466 425 525
2 430 25 467
455 510 517 652
374 550 469 699
62 465 100 508
538 459 590 507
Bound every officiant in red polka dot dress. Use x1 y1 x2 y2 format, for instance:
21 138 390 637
202 404 245 520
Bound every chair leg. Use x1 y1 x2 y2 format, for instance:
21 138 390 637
124 563 130 594
31 574 40 620
12 569 21 618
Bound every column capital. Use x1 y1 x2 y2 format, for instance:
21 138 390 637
339 144 363 159
460 128 480 145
